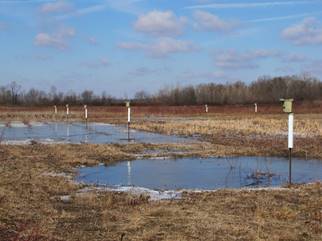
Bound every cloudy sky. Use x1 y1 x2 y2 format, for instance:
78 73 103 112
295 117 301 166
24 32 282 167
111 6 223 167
1 0 322 97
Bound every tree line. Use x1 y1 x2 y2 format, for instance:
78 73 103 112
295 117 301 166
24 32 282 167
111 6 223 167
1 75 322 106
0 83 117 106
137 74 322 105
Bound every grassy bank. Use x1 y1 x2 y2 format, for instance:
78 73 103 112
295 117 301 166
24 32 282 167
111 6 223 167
0 144 321 241
1 110 322 240
132 114 322 159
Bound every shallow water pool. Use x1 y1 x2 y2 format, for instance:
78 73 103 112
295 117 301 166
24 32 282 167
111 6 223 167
77 156 322 190
0 122 192 144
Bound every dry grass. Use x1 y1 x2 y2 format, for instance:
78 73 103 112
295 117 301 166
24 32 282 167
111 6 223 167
132 114 322 137
0 144 321 241
1 108 322 240
132 114 322 159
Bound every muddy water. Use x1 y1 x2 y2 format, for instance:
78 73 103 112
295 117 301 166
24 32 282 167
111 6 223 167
0 122 192 144
77 157 322 190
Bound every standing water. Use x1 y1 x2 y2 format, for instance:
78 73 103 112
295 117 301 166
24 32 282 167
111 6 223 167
0 122 192 144
77 156 322 190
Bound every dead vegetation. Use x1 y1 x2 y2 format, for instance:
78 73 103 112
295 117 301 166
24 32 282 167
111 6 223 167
0 144 321 241
132 114 322 159
0 109 322 240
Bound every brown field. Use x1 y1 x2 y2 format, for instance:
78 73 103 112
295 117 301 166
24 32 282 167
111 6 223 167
0 105 322 241
1 101 322 120
132 113 322 159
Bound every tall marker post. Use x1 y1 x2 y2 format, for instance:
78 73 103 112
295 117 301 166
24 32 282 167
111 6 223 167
66 104 69 122
288 113 294 184
54 105 57 120
254 103 258 113
126 101 131 141
84 105 88 127
205 104 209 113
280 98 294 185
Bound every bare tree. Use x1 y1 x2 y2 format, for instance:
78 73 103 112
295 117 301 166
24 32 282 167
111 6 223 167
9 81 21 105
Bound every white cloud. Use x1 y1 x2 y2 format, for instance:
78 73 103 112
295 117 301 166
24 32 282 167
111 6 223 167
180 70 227 81
57 0 145 20
282 17 322 45
118 42 146 50
56 3 107 20
129 67 158 76
193 10 238 32
119 37 197 57
275 65 296 74
34 54 52 61
40 1 72 14
81 58 109 69
186 1 313 9
34 27 75 50
247 11 322 23
283 54 307 63
134 10 187 36
87 37 98 45
214 49 280 69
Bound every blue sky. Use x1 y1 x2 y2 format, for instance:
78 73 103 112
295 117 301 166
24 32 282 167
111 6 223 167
1 0 322 97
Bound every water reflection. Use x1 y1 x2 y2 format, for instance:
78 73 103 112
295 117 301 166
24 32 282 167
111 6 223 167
127 161 132 186
66 123 70 140
1 122 192 144
77 156 322 190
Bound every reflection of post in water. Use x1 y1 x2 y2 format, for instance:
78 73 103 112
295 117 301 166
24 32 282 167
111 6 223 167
238 164 242 187
127 161 132 186
224 158 242 188
264 157 273 186
54 123 58 134
66 123 70 140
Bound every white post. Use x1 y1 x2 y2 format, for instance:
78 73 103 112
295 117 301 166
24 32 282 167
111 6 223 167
66 104 69 116
84 105 88 120
288 113 294 149
65 104 69 122
205 104 208 113
288 113 294 184
254 103 258 113
128 107 131 123
84 105 88 127
127 107 131 141
54 105 57 115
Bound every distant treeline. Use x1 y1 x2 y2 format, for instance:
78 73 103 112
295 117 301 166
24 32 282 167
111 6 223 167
1 75 322 106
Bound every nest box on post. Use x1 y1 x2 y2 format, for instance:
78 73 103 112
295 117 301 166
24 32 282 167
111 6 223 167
280 99 293 113
280 98 294 185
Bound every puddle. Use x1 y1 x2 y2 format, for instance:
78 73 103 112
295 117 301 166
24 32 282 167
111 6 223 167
0 122 192 144
76 157 322 190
